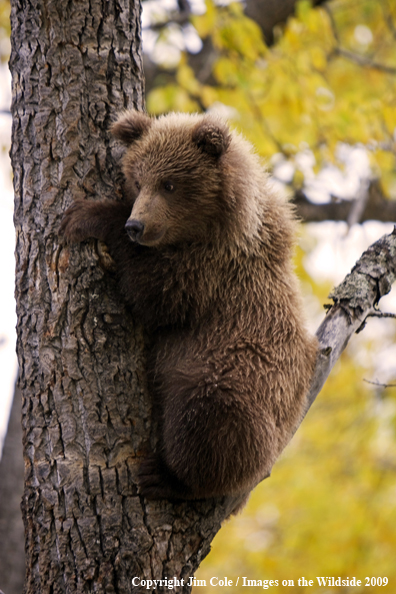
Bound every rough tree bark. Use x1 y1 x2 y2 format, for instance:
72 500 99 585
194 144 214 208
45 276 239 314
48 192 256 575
307 228 396 409
10 1 234 593
10 0 396 593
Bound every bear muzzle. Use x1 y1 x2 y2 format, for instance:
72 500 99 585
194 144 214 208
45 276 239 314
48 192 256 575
125 219 145 243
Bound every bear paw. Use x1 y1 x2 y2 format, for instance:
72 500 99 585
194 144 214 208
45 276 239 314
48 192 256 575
59 200 95 243
138 454 188 501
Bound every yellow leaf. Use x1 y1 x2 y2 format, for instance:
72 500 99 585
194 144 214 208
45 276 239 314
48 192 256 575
191 0 215 39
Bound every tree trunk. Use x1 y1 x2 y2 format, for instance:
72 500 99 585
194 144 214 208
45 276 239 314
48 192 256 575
10 0 396 592
10 1 234 592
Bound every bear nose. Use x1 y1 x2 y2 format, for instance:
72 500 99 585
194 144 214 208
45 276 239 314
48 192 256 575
125 219 144 242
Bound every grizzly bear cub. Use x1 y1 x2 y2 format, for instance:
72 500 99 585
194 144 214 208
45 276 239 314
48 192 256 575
60 110 317 502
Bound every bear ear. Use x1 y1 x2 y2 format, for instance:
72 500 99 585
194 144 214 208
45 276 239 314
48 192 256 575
192 119 231 157
111 111 152 144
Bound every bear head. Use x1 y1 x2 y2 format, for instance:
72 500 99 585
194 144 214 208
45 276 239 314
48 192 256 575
111 111 234 247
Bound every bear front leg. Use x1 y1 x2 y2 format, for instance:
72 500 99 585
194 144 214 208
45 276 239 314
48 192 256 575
60 198 132 244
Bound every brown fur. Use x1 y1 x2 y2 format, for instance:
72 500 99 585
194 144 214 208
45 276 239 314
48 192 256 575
60 110 317 501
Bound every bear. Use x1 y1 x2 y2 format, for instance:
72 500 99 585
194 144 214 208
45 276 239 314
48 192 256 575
60 110 317 502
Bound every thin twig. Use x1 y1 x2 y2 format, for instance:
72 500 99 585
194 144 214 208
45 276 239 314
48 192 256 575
363 379 396 388
323 3 340 44
383 0 396 40
334 48 396 75
324 3 396 75
366 311 396 320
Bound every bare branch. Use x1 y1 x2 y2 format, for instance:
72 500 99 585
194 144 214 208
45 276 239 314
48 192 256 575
245 0 329 46
363 379 396 388
382 2 396 40
333 47 396 75
142 0 191 31
306 227 396 410
292 180 396 224
346 181 369 228
366 311 396 320
324 3 396 74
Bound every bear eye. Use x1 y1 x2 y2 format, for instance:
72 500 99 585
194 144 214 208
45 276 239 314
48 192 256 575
163 181 175 193
135 180 141 191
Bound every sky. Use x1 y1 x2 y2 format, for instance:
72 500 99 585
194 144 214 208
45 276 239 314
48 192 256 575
0 63 17 455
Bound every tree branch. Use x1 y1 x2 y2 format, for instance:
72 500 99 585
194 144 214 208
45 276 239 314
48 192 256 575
333 47 396 75
383 0 396 40
306 227 396 410
245 0 329 46
324 3 396 74
363 379 396 388
292 180 396 224
366 311 396 320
